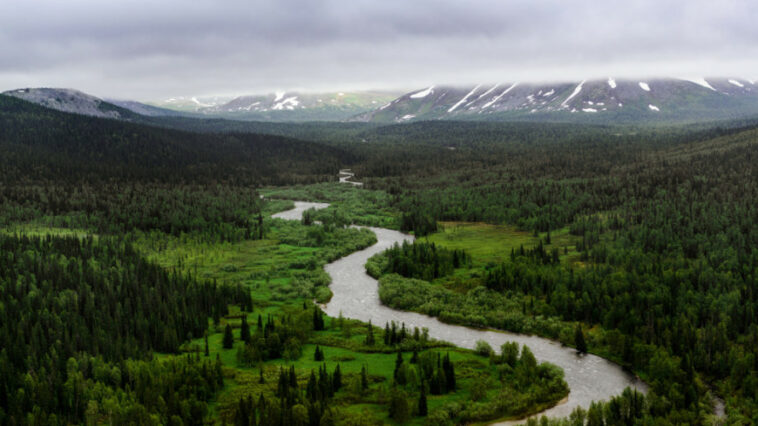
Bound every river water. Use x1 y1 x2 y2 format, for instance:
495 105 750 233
273 202 648 423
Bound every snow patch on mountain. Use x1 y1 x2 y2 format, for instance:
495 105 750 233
410 86 434 98
683 78 716 91
729 79 745 88
649 104 660 111
639 82 651 92
482 83 518 109
448 85 481 113
472 84 500 103
562 80 585 106
272 96 300 110
608 78 617 89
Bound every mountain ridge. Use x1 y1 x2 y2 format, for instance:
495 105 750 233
353 77 758 124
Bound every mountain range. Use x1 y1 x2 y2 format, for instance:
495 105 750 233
4 77 758 125
353 78 758 123
147 91 401 121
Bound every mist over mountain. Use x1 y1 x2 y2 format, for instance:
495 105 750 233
6 78 758 126
149 91 401 121
354 78 758 124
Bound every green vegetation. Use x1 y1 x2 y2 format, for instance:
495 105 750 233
5 91 758 424
263 182 399 229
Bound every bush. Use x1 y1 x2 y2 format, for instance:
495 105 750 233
475 340 494 357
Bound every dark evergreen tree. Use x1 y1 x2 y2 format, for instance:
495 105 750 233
240 315 251 344
365 320 375 346
575 324 588 353
314 346 324 361
418 385 428 416
223 324 235 349
332 365 342 391
360 365 369 390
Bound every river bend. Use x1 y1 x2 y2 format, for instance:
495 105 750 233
272 201 647 423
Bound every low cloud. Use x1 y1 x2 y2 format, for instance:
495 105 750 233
1 0 756 99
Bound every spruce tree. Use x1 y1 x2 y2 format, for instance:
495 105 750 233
313 308 325 331
333 364 342 391
240 315 251 344
575 324 588 353
314 345 324 361
204 333 210 357
393 351 404 381
289 365 297 388
384 322 391 345
442 353 455 392
418 385 428 416
360 365 368 390
365 320 375 346
223 324 234 349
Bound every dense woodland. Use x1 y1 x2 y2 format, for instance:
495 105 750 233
0 235 249 424
2 93 758 424
365 123 758 423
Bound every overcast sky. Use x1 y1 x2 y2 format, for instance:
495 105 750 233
1 0 756 100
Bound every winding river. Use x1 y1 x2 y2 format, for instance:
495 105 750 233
272 201 647 424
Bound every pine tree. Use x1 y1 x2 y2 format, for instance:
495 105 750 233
216 354 224 386
204 333 210 357
313 308 325 331
240 314 251 344
384 322 391 345
332 364 342 391
306 370 318 401
314 345 324 361
365 320 375 346
410 349 419 364
442 353 455 392
418 385 428 416
393 351 404 381
223 324 234 349
289 365 297 388
575 324 588 353
259 368 265 384
360 365 368 390
257 314 263 330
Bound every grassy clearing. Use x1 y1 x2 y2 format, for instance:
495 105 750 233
425 221 580 266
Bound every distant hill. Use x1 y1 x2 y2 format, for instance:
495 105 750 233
353 78 758 124
150 91 402 121
105 99 193 117
3 88 136 119
0 93 354 184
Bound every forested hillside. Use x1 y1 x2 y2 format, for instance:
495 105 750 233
0 94 354 184
363 123 758 423
3 91 758 424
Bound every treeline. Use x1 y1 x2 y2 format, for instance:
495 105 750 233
0 235 249 424
0 183 265 242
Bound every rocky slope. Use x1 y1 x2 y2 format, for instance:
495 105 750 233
3 88 129 119
354 78 758 123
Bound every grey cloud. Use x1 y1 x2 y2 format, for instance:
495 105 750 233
0 0 756 99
